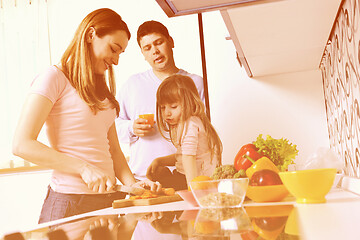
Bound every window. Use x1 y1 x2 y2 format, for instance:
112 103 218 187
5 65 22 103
0 0 50 171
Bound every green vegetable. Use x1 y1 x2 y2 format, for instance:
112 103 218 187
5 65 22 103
253 134 298 172
211 165 237 179
233 169 246 178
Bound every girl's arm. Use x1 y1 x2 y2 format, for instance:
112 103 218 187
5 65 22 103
155 154 177 166
181 155 197 184
12 94 118 193
146 154 177 181
108 123 161 192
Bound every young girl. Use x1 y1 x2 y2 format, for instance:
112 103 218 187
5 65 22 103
12 8 160 223
146 74 222 190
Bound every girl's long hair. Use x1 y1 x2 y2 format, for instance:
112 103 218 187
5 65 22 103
156 74 223 165
61 8 130 116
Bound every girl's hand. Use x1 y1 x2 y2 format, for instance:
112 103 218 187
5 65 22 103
146 158 162 181
133 118 155 137
80 164 116 193
132 179 162 193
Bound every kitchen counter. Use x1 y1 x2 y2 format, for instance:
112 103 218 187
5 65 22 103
3 178 360 240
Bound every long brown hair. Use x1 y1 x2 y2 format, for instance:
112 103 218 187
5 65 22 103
156 74 223 165
61 8 130 115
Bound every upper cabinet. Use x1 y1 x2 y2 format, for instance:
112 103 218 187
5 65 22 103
156 0 342 77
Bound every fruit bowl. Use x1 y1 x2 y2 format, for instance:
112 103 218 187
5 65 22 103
189 178 249 208
279 168 336 203
246 184 289 202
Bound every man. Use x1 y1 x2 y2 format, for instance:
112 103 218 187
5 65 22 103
115 21 204 189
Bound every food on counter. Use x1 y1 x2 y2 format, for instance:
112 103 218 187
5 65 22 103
233 169 246 178
245 205 292 239
130 190 158 200
249 169 283 186
253 134 298 171
254 216 288 231
129 187 176 200
198 192 242 207
211 165 247 179
161 187 176 196
194 220 221 234
234 143 263 171
198 207 245 221
251 218 286 240
189 175 213 191
245 156 279 179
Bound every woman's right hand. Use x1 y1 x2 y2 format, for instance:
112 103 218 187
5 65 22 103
80 163 116 193
132 118 154 137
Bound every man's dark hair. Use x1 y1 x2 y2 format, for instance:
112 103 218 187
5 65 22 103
137 20 170 46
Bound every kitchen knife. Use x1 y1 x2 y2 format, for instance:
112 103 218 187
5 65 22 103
113 185 146 196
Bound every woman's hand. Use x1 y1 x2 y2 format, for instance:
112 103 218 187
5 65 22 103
132 179 162 193
132 118 155 137
80 163 116 193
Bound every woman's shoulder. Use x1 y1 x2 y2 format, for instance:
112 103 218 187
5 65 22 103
31 65 70 97
35 65 67 82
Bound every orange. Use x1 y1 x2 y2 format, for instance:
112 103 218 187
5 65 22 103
188 175 212 191
139 114 154 126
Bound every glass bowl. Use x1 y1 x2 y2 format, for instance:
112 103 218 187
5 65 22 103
189 178 249 208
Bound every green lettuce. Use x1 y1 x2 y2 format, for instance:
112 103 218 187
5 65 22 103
253 134 298 171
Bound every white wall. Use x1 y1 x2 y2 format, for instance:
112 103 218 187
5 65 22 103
46 0 329 164
202 11 329 165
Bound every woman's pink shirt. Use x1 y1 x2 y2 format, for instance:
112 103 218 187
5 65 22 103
30 66 116 194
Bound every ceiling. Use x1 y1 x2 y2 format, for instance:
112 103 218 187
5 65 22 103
156 0 342 77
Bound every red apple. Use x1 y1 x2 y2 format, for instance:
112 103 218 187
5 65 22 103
249 169 283 186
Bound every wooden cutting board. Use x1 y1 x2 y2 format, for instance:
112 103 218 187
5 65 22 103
112 194 183 208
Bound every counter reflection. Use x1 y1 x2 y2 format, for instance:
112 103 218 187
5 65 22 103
10 205 301 240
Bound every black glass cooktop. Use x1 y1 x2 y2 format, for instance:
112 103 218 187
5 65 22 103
3 205 301 240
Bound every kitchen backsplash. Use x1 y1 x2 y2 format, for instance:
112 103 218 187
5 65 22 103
320 0 360 178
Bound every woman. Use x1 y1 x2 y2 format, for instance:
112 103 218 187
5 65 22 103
12 8 161 223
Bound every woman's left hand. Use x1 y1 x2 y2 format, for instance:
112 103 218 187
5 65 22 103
132 179 162 193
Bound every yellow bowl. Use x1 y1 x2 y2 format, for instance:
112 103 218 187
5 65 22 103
284 208 299 236
246 184 289 202
279 168 336 204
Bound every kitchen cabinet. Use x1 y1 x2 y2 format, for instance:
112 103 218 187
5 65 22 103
156 0 342 77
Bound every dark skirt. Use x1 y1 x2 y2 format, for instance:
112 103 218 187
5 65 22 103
38 186 126 224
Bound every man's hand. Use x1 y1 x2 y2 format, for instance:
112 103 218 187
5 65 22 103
132 118 155 137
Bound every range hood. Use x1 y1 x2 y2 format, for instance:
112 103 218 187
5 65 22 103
156 0 342 77
155 0 280 17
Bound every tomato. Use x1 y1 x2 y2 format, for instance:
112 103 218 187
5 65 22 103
234 144 262 171
249 169 283 186
254 216 288 231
